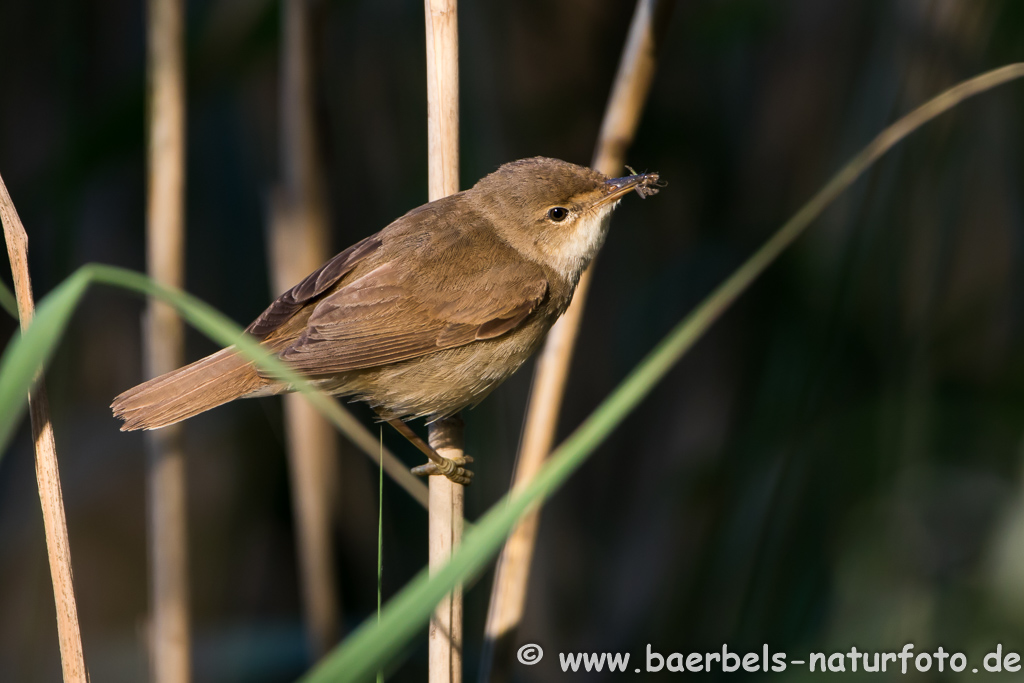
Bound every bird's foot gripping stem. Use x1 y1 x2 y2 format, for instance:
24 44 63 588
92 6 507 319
385 417 474 485
411 455 474 485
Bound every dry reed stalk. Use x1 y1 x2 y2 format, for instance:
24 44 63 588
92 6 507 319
479 2 674 680
428 417 465 683
0 175 89 682
273 0 340 657
424 0 463 681
145 0 190 680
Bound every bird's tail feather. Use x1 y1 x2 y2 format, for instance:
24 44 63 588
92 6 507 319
112 347 270 431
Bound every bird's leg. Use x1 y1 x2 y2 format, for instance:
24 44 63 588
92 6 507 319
384 417 473 485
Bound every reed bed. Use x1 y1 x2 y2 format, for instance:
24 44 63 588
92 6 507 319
2 4 1024 682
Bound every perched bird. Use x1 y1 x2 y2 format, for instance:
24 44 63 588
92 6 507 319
113 157 660 481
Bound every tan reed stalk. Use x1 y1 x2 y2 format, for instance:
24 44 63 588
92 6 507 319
424 0 463 681
427 416 465 683
145 0 191 680
272 0 340 657
479 2 674 680
0 175 89 682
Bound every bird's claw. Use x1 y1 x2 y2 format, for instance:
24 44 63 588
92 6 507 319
411 455 474 485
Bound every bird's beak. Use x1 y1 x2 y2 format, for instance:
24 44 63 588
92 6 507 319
594 171 661 208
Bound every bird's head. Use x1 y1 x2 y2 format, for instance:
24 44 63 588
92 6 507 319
473 157 660 282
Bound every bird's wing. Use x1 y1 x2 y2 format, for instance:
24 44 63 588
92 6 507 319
245 234 382 340
272 235 549 374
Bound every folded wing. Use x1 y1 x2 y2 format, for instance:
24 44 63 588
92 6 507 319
272 236 549 375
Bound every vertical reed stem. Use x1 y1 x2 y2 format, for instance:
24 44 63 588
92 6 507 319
479 2 674 680
0 175 88 682
273 0 340 658
145 0 190 680
428 417 465 683
424 1 463 681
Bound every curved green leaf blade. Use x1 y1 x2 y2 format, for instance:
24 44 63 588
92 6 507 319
297 63 1024 683
0 263 428 506
0 270 90 448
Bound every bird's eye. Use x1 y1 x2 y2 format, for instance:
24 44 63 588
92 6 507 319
547 207 569 222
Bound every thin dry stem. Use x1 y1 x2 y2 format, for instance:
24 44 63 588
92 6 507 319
425 0 463 681
0 174 88 682
480 2 673 680
428 416 465 683
274 0 340 657
145 0 191 680
425 0 459 201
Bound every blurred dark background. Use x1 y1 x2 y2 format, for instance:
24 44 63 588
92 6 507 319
3 0 1024 680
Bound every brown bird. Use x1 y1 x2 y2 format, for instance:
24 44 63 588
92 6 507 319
112 157 660 482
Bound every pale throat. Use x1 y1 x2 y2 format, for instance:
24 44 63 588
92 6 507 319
545 207 615 283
